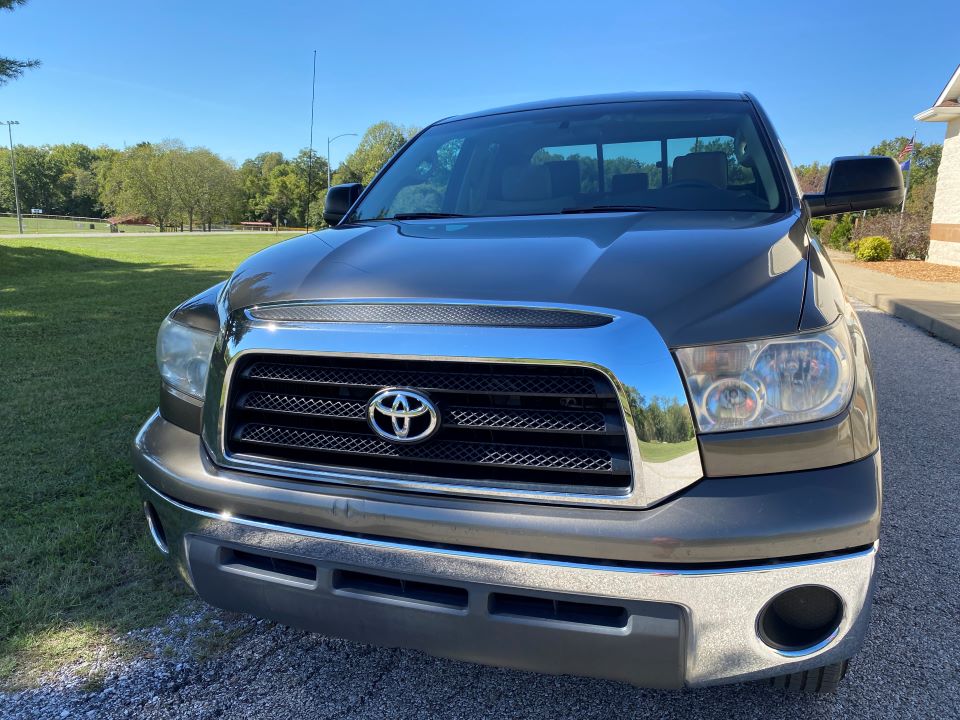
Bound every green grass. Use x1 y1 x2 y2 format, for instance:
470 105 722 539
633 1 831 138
637 438 699 463
0 215 161 235
0 232 298 687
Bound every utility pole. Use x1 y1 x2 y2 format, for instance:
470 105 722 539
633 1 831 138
307 50 317 228
327 133 358 192
3 121 23 234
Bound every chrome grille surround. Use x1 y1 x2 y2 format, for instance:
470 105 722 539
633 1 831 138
202 299 704 509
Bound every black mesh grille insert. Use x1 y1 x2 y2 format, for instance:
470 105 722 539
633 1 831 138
246 361 600 396
248 303 612 328
225 355 632 492
240 424 616 473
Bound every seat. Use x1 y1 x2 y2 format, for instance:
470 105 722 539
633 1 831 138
672 151 728 189
544 160 581 198
501 164 552 201
611 173 649 194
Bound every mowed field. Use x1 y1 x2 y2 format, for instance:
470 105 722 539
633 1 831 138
0 233 297 687
0 216 162 235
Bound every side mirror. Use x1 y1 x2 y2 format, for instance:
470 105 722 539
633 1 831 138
805 156 904 217
323 183 364 225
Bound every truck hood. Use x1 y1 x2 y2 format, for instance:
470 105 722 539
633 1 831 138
224 211 808 347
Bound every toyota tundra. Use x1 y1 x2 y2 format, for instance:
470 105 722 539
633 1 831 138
133 92 902 692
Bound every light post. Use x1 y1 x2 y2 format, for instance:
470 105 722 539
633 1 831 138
327 133 357 191
3 121 23 234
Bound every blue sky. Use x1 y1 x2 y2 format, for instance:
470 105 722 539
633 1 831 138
1 0 955 167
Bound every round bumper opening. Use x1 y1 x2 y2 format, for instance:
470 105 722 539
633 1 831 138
144 501 169 555
758 585 843 655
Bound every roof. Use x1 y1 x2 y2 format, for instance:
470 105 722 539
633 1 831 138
915 64 960 122
436 91 748 124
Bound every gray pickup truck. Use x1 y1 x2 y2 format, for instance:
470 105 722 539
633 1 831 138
133 92 902 692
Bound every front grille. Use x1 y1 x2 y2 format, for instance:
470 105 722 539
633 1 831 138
225 355 632 492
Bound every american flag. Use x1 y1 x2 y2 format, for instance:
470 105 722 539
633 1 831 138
897 139 914 162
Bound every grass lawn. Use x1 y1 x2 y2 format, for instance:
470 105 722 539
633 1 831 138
0 232 298 687
636 438 698 463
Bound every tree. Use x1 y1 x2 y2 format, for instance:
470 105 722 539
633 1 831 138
869 137 941 194
794 162 830 194
0 144 65 213
0 0 39 86
48 143 111 216
99 142 179 231
238 151 286 221
193 149 239 230
335 122 415 185
264 162 306 226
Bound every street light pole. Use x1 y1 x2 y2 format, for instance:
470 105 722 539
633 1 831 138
3 121 23 234
327 132 358 191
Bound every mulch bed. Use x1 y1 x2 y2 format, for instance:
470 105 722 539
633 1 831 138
841 259 960 283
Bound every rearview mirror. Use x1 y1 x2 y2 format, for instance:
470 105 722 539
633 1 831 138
323 183 364 226
805 156 904 218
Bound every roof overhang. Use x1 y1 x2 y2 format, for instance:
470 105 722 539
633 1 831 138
915 106 960 123
916 64 960 122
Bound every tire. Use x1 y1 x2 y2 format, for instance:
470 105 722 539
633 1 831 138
768 660 849 693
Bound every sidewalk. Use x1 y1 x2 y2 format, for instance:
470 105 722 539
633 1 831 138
829 250 960 346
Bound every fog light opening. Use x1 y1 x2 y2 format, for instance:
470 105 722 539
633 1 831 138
758 585 843 655
143 502 169 555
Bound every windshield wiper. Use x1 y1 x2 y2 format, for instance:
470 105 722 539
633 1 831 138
560 205 678 214
385 212 473 220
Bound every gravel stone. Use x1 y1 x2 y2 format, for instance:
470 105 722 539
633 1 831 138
2 302 958 719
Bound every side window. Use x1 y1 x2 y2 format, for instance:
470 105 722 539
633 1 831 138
532 145 598 193
603 141 662 190
667 136 755 188
388 137 465 214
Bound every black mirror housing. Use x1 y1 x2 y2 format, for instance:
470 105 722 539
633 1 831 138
323 183 364 226
805 156 904 218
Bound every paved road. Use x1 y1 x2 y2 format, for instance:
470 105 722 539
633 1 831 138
5 303 959 719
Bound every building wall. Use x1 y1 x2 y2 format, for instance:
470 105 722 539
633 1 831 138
929 118 960 266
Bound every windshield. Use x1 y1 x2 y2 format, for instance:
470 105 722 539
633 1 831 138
348 100 787 222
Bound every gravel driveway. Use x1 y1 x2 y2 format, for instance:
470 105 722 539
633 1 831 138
4 302 959 719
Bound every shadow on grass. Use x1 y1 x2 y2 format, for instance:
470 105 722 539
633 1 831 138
0 244 232 687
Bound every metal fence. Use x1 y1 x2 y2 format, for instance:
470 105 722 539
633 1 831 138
0 214 311 236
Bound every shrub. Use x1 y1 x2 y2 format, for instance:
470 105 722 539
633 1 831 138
828 214 853 247
810 217 829 236
855 236 892 262
853 211 931 260
847 238 860 255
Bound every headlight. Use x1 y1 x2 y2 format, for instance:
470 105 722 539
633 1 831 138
156 317 217 399
675 321 853 433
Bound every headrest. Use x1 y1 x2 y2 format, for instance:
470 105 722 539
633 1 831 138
672 151 728 189
611 172 649 194
544 160 581 197
501 164 552 201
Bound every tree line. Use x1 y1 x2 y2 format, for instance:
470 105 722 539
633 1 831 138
0 121 417 230
627 392 696 445
794 137 941 259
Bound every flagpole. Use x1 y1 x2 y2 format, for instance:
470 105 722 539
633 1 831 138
900 131 915 215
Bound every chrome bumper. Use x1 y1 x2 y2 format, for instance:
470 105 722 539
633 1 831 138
138 477 876 688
